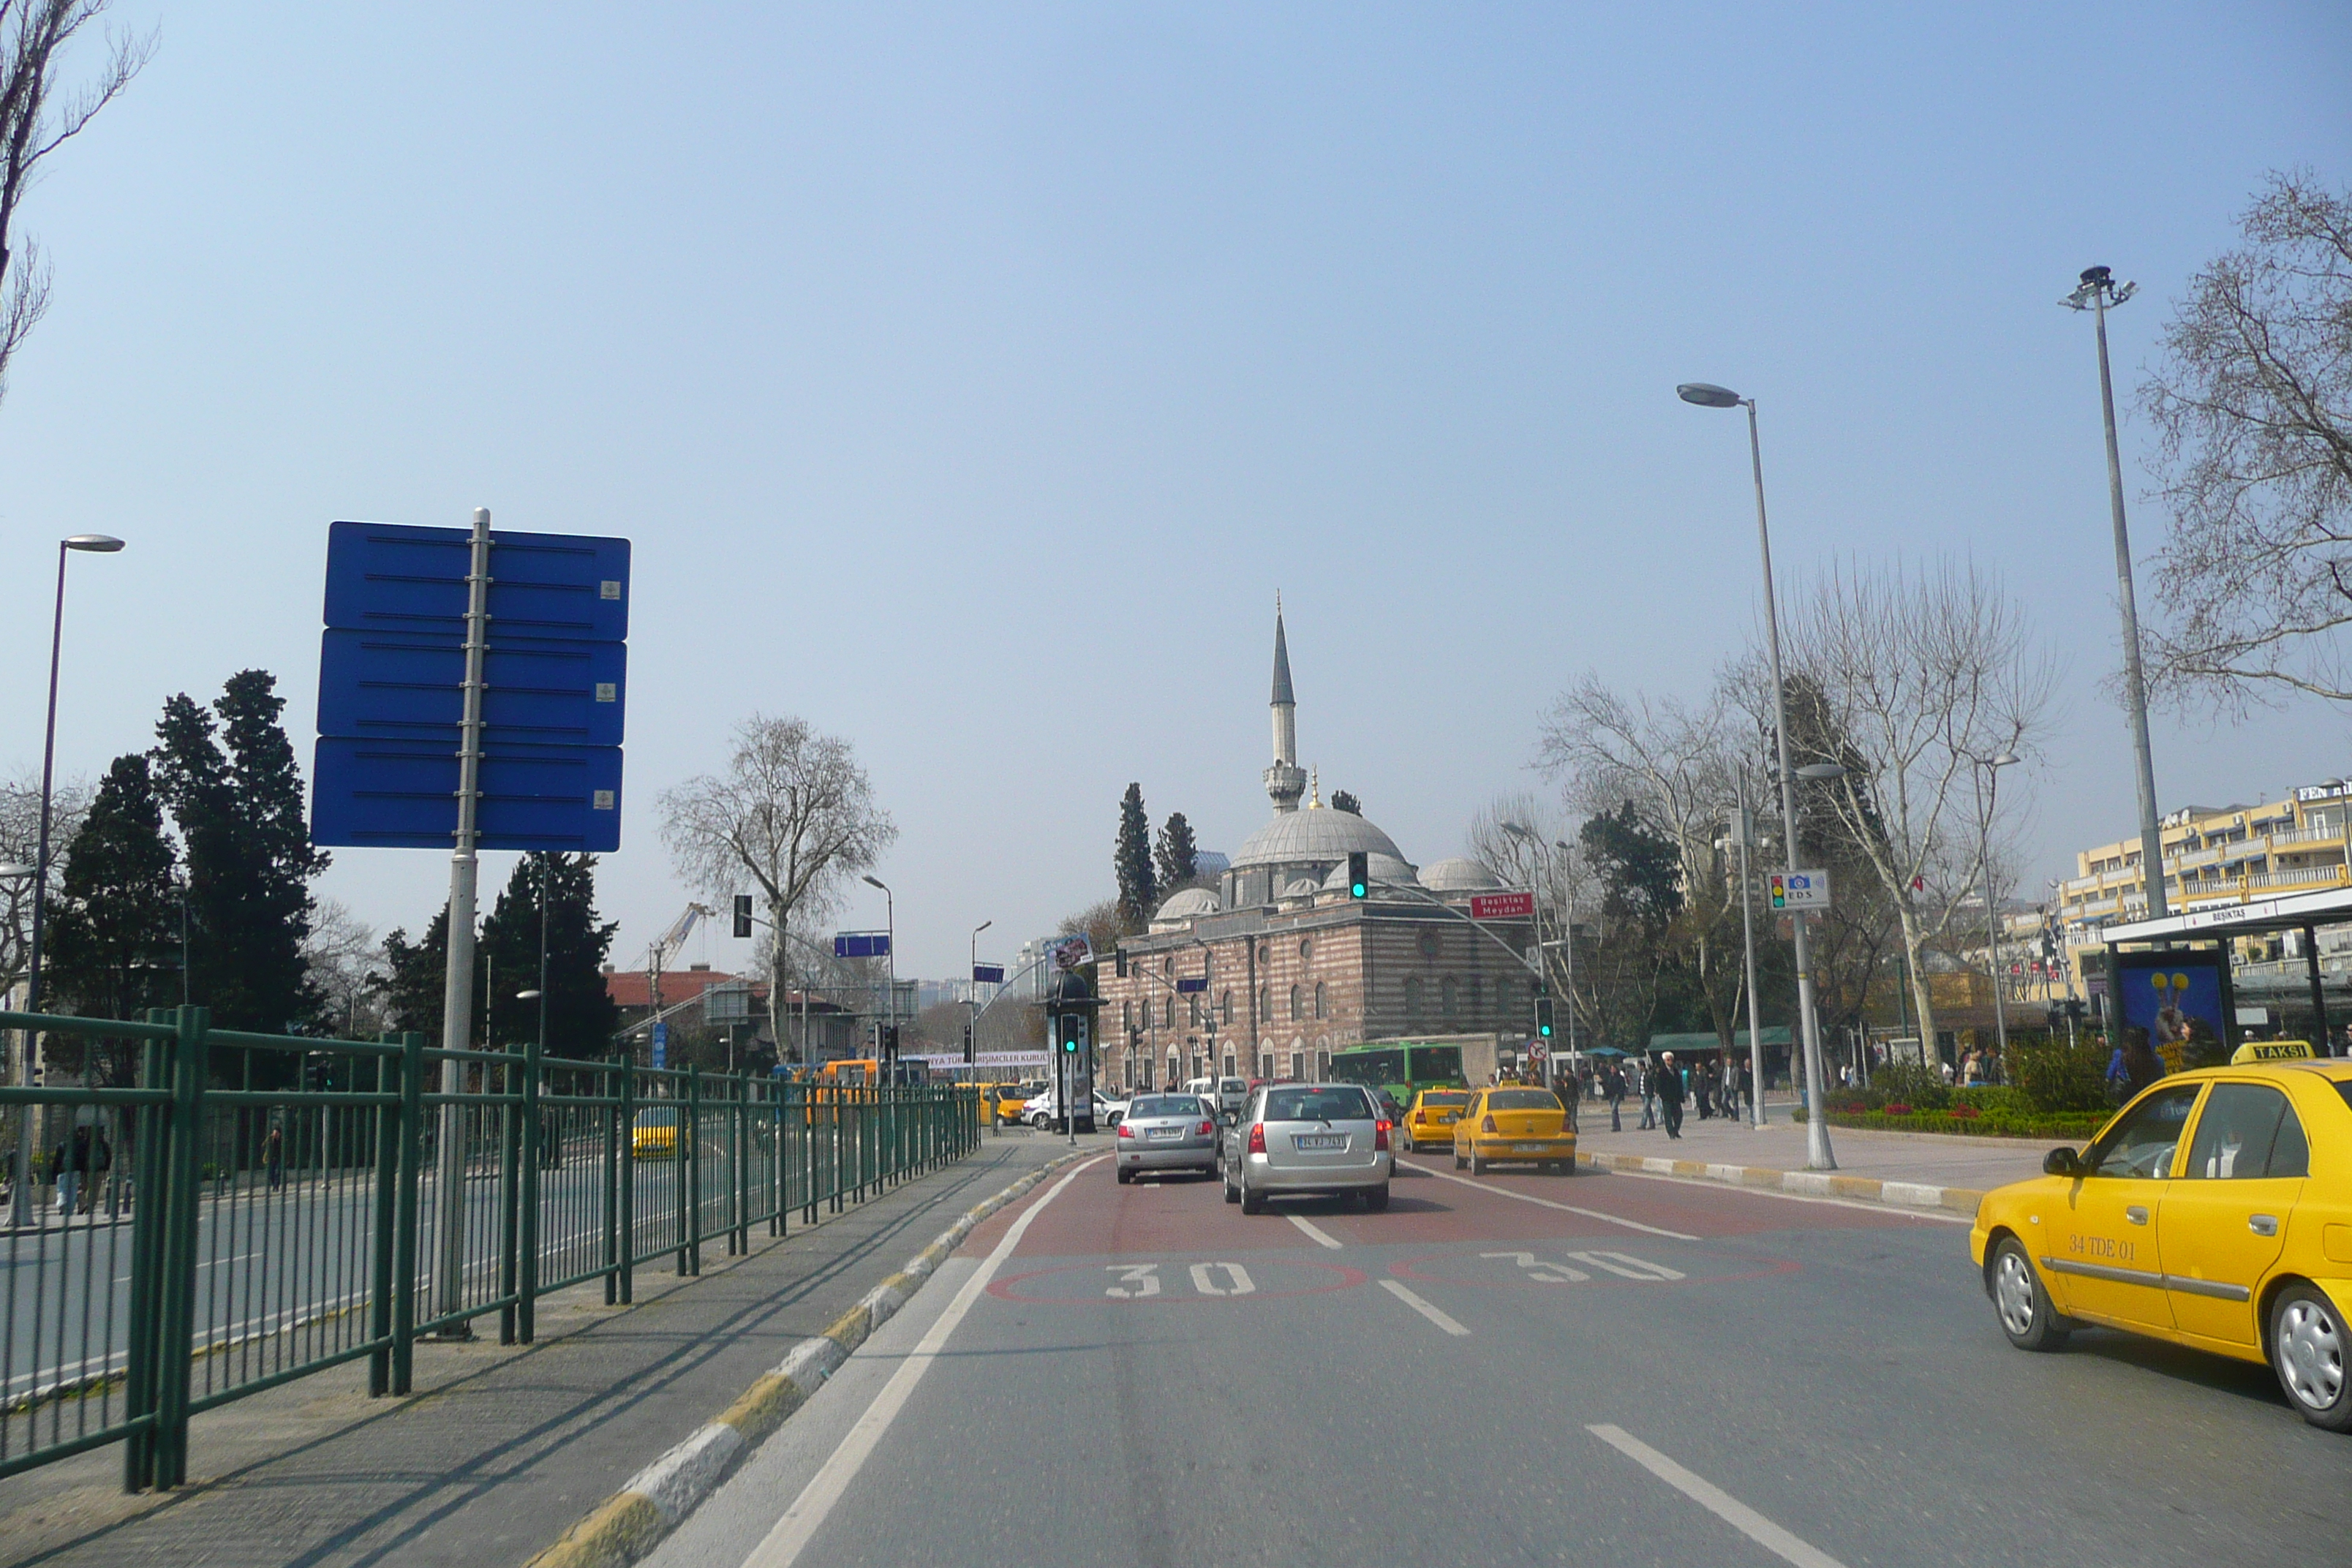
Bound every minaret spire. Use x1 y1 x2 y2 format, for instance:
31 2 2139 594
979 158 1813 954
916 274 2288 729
1264 594 1306 814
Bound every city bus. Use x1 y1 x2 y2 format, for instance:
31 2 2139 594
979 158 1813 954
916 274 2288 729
1327 1041 1466 1106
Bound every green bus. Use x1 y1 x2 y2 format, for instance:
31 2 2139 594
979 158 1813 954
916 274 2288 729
1327 1041 1466 1106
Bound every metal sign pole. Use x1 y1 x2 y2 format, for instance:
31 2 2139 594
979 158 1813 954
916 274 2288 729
433 507 492 1331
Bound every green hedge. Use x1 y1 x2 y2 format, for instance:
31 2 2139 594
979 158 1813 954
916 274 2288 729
1795 1103 2111 1142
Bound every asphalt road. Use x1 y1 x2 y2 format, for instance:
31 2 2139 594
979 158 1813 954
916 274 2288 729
646 1154 2348 1568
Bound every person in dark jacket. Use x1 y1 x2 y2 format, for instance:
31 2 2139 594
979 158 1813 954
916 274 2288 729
1655 1051 1686 1139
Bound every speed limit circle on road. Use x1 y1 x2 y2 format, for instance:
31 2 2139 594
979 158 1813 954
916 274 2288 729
1390 1248 1797 1291
989 1256 1367 1305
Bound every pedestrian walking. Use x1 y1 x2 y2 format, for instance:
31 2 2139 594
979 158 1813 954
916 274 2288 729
263 1124 285 1191
1656 1051 1686 1140
1605 1065 1625 1133
1635 1060 1656 1131
54 1128 90 1215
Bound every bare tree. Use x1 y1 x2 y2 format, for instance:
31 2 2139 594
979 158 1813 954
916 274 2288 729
1464 791 1594 1024
1776 559 2055 1056
302 899 383 1039
0 768 88 999
659 715 895 1065
0 2 151 402
2141 171 2352 709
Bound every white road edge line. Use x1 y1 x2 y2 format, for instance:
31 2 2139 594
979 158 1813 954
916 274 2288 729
1600 1165 1972 1224
1379 1278 1471 1337
741 1156 1104 1568
1586 1423 1848 1568
1397 1158 1700 1240
1286 1215 1343 1249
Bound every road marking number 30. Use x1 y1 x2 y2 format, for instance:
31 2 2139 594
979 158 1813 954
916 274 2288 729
1482 1250 1685 1283
1105 1262 1258 1298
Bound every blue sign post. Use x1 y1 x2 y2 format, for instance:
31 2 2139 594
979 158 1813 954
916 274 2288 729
651 1021 668 1071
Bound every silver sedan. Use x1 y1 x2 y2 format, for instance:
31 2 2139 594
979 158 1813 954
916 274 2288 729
1114 1095 1221 1183
1222 1082 1392 1213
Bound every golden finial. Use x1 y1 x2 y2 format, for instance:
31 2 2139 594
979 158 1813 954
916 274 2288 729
1308 766 1321 808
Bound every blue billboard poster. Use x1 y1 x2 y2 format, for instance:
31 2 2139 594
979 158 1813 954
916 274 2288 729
2114 948 2233 1075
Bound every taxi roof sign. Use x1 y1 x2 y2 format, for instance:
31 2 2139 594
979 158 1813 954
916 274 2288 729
2229 1039 2314 1065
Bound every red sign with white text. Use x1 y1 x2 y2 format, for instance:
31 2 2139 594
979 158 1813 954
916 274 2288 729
1469 892 1535 921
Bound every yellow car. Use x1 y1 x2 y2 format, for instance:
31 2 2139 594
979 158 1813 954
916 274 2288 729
1399 1089 1471 1153
631 1105 685 1160
1970 1042 2352 1431
1452 1086 1577 1175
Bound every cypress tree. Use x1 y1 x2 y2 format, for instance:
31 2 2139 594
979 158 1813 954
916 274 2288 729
1154 811 1199 891
47 754 181 1079
479 853 622 1058
1114 783 1156 928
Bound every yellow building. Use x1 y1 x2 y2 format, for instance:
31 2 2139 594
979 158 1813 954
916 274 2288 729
2056 783 2352 984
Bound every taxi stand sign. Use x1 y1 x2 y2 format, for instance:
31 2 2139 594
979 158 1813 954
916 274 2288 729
2231 1039 2315 1065
1767 870 1831 911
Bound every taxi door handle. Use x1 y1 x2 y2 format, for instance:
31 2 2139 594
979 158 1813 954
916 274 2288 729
2125 1206 2149 1226
2249 1214 2279 1237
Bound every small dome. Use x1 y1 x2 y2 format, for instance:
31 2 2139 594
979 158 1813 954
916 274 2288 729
1154 887 1221 922
1322 853 1419 891
1422 857 1504 893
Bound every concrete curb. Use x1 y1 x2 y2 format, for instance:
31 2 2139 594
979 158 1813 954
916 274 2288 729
524 1150 1095 1568
1575 1149 1985 1218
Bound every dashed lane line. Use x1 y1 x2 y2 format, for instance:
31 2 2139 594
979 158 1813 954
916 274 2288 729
1286 1215 1343 1249
1587 1424 1848 1568
1379 1279 1471 1337
1396 1158 1700 1240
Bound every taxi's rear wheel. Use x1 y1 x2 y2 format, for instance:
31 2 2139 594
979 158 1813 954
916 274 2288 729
1470 1151 1488 1176
1363 1184 1390 1212
1453 1147 1467 1171
2269 1284 2352 1431
1115 1168 1131 1185
1991 1237 2068 1352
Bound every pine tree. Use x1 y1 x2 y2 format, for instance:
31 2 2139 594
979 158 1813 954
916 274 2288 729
152 671 328 1037
375 911 451 1039
1154 812 1199 891
47 755 181 1079
1115 783 1157 928
478 853 622 1058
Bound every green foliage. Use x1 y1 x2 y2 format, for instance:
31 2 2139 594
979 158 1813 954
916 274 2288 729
479 853 622 1058
1801 1103 2109 1140
1865 1058 1952 1111
1580 802 1682 930
151 672 327 1035
1114 783 1156 926
1153 812 1199 892
1329 789 1361 815
2010 1039 2111 1113
46 755 181 1079
374 911 448 1040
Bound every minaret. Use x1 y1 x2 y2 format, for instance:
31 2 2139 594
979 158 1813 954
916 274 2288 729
1264 596 1307 814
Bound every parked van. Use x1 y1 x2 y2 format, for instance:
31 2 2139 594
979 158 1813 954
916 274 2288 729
1185 1077 1250 1118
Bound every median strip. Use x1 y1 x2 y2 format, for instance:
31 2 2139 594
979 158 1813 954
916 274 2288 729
524 1150 1095 1568
1575 1149 1983 1218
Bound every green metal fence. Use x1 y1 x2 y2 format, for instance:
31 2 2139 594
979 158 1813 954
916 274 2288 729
0 1006 979 1491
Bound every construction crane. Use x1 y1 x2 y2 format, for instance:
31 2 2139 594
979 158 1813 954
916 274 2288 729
644 903 715 1029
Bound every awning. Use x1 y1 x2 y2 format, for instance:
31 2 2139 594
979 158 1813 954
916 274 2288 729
2103 886 2352 944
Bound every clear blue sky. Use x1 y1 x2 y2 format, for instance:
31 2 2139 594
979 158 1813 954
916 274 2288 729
1 3 2346 982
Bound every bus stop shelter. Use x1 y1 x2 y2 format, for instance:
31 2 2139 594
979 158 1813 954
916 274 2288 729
2103 886 2352 1060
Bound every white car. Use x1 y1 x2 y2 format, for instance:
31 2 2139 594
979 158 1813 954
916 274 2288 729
1025 1089 1127 1129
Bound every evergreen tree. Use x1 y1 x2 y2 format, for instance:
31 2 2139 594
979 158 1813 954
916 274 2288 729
151 671 328 1036
479 853 622 1058
47 755 181 1079
1114 783 1157 927
374 911 451 1039
1153 812 1199 892
1329 789 1361 815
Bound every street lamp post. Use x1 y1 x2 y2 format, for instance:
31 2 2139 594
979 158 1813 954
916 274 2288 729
1729 774 1767 1128
862 875 894 1073
1975 753 2021 1066
970 919 992 1092
2064 267 2166 924
0 862 34 1224
1678 383 1835 1169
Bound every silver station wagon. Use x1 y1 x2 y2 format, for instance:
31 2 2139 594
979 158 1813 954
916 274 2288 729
1222 1082 1392 1213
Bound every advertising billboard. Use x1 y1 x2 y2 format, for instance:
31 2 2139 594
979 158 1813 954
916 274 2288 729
2112 947 2234 1074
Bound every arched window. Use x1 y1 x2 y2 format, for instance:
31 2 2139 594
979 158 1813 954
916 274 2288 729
1298 938 1312 960
1316 1047 1332 1079
1289 1051 1304 1080
1258 1051 1273 1079
1188 993 1201 1025
1122 1000 1133 1030
1219 990 1232 1025
1222 1052 1236 1078
1313 981 1327 1019
1258 986 1270 1023
1161 996 1174 1028
1164 956 1175 976
1289 984 1303 1021
1404 976 1423 1021
1169 1052 1182 1085
1441 976 1458 1018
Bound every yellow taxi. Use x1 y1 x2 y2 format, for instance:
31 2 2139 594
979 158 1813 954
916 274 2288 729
1398 1088 1472 1153
630 1105 685 1160
1970 1041 2352 1431
1451 1085 1576 1175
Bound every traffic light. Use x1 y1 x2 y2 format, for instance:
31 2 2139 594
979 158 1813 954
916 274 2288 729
1060 1015 1085 1053
962 1024 973 1065
1347 851 1368 900
880 1025 900 1060
1534 996 1556 1040
732 894 753 938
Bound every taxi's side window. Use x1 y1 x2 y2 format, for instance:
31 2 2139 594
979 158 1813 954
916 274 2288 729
2182 1084 2302 1180
2084 1085 2201 1179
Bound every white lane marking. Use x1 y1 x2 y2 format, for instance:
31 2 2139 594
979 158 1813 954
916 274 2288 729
1482 1250 1591 1284
1398 1158 1699 1240
742 1158 1103 1567
1599 1165 1972 1224
1104 1263 1160 1298
1567 1249 1686 1281
1586 1424 1848 1568
1287 1215 1343 1249
1379 1278 1471 1337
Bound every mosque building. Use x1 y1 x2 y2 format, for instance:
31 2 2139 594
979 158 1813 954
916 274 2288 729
1098 605 1541 1092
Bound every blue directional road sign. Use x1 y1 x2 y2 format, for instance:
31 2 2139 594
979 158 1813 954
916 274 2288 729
323 521 630 640
318 629 626 747
972 964 1006 985
312 737 622 851
1175 976 1207 995
834 932 892 960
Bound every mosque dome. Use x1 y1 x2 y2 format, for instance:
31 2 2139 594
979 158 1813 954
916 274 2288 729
1321 852 1420 891
1150 887 1222 929
1232 805 1405 870
1421 857 1504 893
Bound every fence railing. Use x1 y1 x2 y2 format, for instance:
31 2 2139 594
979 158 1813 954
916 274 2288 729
0 1006 979 1492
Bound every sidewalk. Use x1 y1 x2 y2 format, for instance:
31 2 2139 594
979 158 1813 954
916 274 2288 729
1573 1094 2048 1200
0 1128 1101 1568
